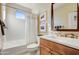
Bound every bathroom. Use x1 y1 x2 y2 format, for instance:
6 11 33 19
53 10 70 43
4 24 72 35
0 3 79 55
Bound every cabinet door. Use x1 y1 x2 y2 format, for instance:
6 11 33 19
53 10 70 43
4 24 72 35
40 45 51 55
56 44 79 55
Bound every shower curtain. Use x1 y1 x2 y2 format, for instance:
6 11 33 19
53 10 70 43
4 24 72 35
1 3 37 49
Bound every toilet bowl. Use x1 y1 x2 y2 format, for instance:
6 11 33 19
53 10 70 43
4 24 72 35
27 43 39 49
27 36 40 49
26 43 39 55
26 36 40 54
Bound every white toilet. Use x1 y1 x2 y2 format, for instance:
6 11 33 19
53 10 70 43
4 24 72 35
26 36 40 54
27 43 39 49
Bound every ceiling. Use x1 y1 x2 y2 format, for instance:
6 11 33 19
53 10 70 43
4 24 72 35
54 3 66 9
17 3 51 14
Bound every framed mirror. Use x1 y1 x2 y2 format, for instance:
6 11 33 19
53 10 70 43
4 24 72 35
51 3 79 31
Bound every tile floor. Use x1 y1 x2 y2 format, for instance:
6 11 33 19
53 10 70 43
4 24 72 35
1 45 39 55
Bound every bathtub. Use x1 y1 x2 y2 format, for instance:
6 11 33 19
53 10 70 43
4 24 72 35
3 36 39 50
3 36 27 49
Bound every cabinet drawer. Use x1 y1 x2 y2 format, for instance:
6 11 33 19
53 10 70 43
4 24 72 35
40 39 60 50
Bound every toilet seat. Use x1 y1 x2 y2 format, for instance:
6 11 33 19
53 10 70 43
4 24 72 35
27 43 39 49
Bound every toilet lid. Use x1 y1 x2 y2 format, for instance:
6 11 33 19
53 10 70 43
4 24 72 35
27 43 39 48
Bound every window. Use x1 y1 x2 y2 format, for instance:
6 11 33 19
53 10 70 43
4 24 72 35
16 10 25 20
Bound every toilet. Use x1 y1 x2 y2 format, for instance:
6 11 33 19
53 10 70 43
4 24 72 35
27 43 39 49
26 36 40 54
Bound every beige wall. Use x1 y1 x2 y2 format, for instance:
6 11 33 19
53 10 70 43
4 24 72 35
54 3 77 28
18 3 51 34
38 4 51 34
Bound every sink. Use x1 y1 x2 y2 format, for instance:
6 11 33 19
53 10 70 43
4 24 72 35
44 35 56 39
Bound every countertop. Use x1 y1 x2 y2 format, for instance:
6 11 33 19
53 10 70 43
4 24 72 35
40 35 79 50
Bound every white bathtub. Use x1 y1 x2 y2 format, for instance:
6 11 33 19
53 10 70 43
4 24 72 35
3 36 39 50
3 38 27 49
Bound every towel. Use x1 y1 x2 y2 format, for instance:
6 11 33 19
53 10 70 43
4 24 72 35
0 19 5 35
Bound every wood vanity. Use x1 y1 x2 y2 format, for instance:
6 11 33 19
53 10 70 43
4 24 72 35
40 38 79 55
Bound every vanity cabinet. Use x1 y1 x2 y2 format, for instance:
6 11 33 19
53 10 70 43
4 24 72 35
40 38 79 55
40 44 50 55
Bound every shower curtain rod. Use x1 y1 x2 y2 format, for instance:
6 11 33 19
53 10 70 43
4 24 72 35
2 4 32 14
7 6 32 14
6 5 37 16
2 4 37 17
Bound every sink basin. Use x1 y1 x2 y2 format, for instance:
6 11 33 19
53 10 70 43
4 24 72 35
44 35 56 38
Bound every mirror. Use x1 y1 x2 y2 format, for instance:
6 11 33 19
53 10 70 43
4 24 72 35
51 3 78 31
